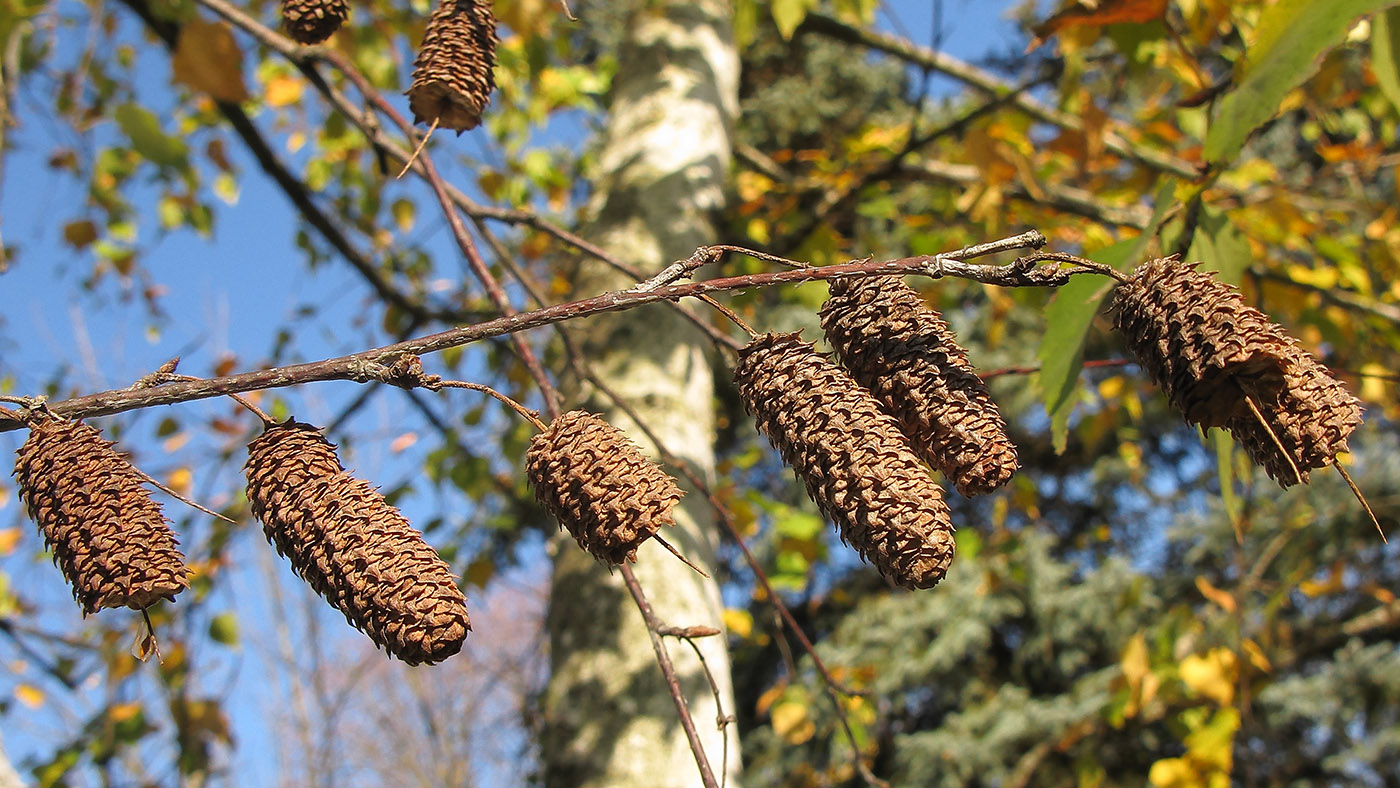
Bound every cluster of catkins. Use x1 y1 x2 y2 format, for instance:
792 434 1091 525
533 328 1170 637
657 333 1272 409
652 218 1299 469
7 256 1366 659
13 414 470 665
278 0 499 135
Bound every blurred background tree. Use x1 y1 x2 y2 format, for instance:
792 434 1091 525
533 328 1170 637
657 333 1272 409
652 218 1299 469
1 0 1398 787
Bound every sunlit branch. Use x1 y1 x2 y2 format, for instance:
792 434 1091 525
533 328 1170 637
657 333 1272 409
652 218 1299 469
800 11 1201 180
0 232 1108 431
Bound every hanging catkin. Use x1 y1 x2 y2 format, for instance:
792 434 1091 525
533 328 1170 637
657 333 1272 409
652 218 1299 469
820 275 1019 496
1111 256 1300 428
526 410 684 564
13 418 189 615
1225 348 1363 487
1112 256 1361 486
407 0 498 132
244 420 470 665
733 332 956 590
281 0 348 45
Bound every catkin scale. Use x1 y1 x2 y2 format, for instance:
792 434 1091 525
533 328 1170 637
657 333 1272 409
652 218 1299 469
733 332 956 590
244 421 470 665
407 0 498 132
1112 257 1362 487
820 275 1018 496
526 410 684 564
13 419 189 614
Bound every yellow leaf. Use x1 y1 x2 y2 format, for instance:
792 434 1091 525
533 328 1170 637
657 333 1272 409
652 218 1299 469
166 467 193 496
1148 757 1198 788
1194 576 1236 612
1184 707 1239 772
15 684 43 709
265 74 304 107
1120 631 1159 719
723 608 753 639
1121 632 1150 687
1241 639 1271 673
464 556 494 588
754 682 785 716
0 528 20 556
172 20 249 103
110 702 142 723
1180 648 1237 706
771 701 815 744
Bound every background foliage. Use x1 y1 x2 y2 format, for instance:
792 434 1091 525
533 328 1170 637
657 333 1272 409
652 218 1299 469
2 0 1398 786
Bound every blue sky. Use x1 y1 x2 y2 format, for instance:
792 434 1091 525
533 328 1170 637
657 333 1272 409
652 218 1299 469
0 1 1034 784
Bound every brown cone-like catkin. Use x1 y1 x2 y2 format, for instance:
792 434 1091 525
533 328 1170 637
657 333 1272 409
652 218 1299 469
1225 349 1363 487
1111 257 1299 428
407 0 498 132
1111 257 1362 486
526 410 684 564
245 421 470 665
820 275 1018 496
281 0 348 44
13 419 189 615
733 332 955 590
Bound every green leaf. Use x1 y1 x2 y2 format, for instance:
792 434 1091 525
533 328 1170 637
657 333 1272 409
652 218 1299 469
113 103 189 171
771 0 816 40
1185 206 1250 286
1204 0 1397 164
208 612 239 646
1211 428 1243 525
1374 8 1400 114
1039 270 1117 454
774 507 824 541
1039 183 1178 452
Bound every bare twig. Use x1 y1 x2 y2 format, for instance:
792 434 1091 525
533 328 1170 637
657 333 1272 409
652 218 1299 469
618 564 720 788
434 380 547 432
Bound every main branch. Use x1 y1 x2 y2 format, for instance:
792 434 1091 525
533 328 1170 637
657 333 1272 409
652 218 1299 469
0 231 1115 432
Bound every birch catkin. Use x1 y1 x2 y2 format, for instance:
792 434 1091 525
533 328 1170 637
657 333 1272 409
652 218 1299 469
733 332 956 590
281 0 348 45
13 418 189 614
820 275 1018 496
526 410 684 564
244 420 470 664
1112 257 1362 486
407 0 498 132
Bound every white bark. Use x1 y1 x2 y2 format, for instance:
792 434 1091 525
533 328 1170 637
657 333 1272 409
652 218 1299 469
0 732 24 788
542 1 741 787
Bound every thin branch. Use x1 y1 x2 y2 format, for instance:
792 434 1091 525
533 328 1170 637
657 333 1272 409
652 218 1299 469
119 0 462 326
799 11 1201 179
0 233 1066 431
617 564 720 788
906 159 1153 228
1253 268 1400 328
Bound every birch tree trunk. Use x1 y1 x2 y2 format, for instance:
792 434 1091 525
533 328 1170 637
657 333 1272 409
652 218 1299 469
0 733 23 788
541 1 741 786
